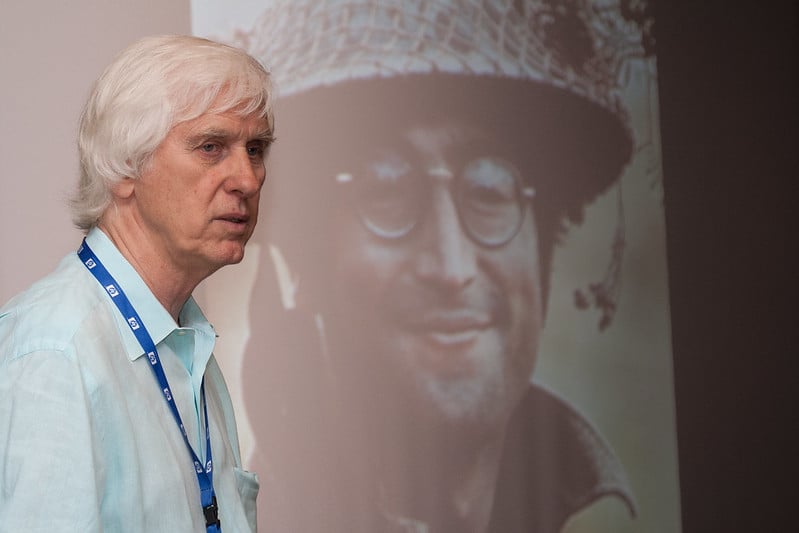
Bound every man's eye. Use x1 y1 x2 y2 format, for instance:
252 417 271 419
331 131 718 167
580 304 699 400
247 144 265 158
370 155 411 182
200 143 221 153
462 158 518 200
353 155 421 239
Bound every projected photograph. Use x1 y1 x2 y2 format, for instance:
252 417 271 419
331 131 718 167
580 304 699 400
193 0 681 531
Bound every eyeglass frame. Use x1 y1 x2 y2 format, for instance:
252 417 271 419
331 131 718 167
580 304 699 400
333 156 536 249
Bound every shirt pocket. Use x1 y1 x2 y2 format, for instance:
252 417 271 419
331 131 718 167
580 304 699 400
234 467 260 532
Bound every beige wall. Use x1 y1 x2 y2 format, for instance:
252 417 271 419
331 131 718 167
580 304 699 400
0 0 190 305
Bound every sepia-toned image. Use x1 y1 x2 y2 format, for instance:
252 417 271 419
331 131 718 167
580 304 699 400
193 0 681 531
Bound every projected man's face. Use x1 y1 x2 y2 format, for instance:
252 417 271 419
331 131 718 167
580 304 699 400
326 119 544 428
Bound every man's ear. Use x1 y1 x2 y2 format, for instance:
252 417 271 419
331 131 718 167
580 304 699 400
111 177 135 200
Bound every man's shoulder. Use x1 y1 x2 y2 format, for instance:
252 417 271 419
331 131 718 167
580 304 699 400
521 384 632 478
515 384 635 506
489 383 636 532
0 253 105 360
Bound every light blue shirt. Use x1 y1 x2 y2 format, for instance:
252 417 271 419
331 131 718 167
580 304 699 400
0 228 258 532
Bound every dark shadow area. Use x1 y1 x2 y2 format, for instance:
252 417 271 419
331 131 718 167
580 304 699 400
657 1 798 531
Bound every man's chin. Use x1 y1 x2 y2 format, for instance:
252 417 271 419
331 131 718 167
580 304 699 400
213 241 248 266
367 333 504 417
417 374 510 426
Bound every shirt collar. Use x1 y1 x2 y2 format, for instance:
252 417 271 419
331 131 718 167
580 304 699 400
85 227 205 362
177 296 218 385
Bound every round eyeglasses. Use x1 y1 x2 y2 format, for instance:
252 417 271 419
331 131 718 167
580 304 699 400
336 154 535 248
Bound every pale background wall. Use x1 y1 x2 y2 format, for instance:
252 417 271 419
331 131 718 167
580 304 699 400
0 0 190 306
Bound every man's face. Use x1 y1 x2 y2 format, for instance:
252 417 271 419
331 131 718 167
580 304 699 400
323 120 544 430
129 108 270 278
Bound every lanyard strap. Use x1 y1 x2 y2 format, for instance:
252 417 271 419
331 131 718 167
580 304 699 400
78 240 221 532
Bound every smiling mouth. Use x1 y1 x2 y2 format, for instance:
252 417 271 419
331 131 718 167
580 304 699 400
426 329 482 347
407 310 492 348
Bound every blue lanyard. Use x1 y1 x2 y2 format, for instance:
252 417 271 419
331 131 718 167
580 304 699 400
78 240 221 532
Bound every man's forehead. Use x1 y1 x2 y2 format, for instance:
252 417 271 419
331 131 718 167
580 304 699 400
404 121 484 152
175 110 272 140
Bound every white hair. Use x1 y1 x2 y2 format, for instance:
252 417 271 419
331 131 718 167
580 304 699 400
71 34 274 231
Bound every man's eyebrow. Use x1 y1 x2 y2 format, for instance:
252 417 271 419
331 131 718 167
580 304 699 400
184 127 274 144
184 128 233 145
252 129 275 144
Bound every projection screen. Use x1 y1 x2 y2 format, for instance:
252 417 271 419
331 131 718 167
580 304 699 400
193 1 681 531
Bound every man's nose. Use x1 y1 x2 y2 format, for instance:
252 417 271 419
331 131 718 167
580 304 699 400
225 148 264 198
413 186 478 290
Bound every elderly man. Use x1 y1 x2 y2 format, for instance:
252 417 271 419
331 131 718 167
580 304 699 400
0 35 273 532
236 1 649 531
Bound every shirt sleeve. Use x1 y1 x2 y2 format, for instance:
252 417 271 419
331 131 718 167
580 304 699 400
0 348 103 532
